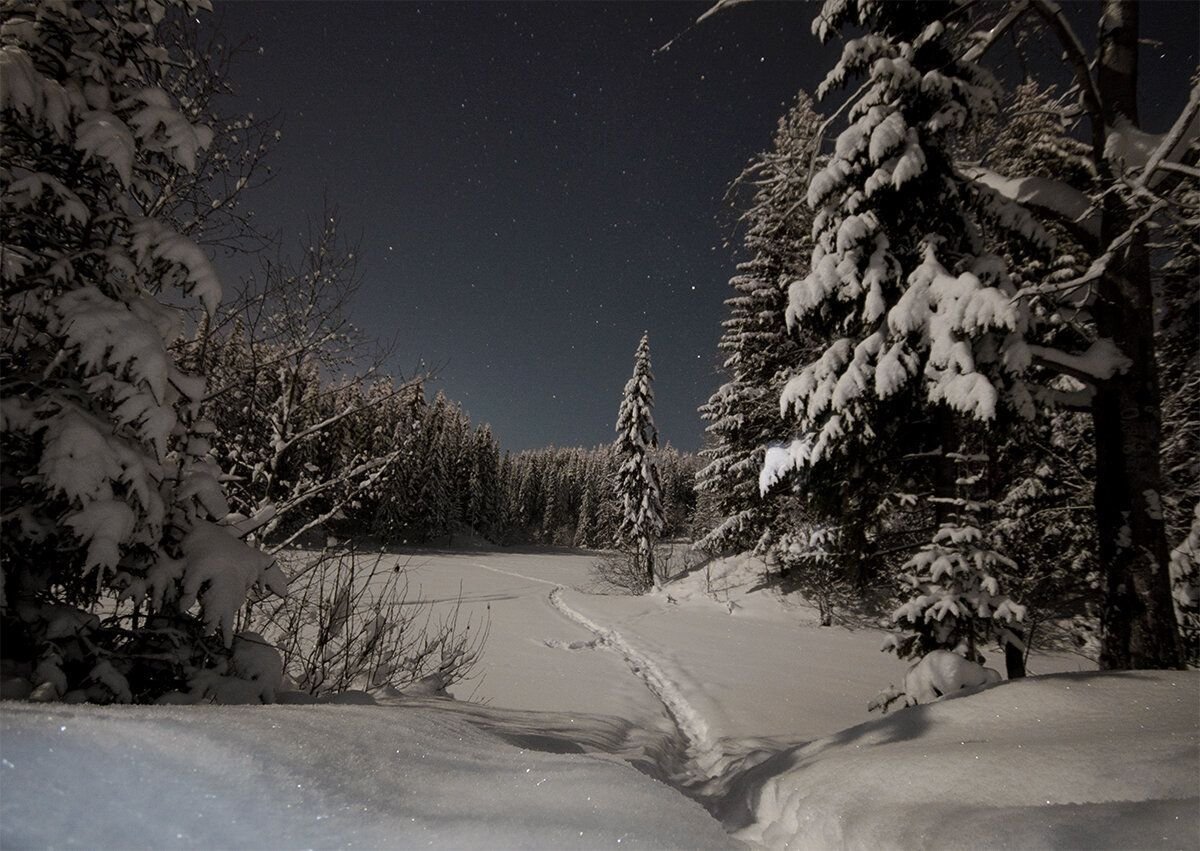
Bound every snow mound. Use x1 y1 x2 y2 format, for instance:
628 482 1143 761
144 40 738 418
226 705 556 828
0 701 734 849
721 671 1199 849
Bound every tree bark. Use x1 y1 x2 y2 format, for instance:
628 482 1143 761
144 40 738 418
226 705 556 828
1092 0 1183 669
1004 629 1027 679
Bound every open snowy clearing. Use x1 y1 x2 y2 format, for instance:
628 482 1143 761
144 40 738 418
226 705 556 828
3 549 1197 849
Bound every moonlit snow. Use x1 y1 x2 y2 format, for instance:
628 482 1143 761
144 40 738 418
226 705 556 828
3 551 1196 849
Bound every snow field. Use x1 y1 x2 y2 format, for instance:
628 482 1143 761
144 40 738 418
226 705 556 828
3 550 1194 850
0 701 735 850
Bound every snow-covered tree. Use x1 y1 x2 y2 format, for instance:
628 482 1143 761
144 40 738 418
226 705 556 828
960 0 1193 668
756 0 1041 664
466 424 502 539
889 453 1027 663
574 486 598 549
613 334 665 588
1 0 285 702
195 213 415 552
697 92 820 555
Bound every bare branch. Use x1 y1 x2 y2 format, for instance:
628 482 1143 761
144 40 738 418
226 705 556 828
1028 0 1106 155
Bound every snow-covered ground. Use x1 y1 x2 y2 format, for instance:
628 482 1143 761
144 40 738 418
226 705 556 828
3 549 1197 849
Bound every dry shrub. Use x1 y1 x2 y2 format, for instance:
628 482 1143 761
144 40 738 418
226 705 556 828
241 547 488 696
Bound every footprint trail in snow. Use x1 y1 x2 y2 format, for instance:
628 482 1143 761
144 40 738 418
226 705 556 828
546 586 725 778
472 561 725 778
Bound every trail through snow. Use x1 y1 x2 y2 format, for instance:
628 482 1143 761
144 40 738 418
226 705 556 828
547 585 724 778
472 559 723 778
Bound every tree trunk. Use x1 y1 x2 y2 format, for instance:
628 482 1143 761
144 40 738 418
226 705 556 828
1004 629 1027 679
1092 0 1183 669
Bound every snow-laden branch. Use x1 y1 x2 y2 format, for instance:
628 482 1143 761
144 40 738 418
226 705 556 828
262 452 400 552
265 451 396 552
965 166 1099 242
656 0 752 54
1028 339 1131 384
269 381 413 461
1136 82 1200 189
1022 196 1168 298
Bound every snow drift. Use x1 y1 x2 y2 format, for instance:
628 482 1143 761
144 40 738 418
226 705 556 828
0 699 734 850
718 671 1199 850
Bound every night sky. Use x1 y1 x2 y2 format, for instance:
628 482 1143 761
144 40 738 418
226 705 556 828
207 1 1197 453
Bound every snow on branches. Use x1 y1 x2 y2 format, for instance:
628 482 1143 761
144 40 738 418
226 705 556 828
773 0 1044 485
614 334 666 589
1 0 282 703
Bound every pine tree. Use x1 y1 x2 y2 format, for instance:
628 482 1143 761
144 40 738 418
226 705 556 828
772 0 1048 663
416 391 455 540
697 92 820 555
467 424 501 540
614 334 665 588
0 0 285 702
574 487 597 549
889 453 1027 662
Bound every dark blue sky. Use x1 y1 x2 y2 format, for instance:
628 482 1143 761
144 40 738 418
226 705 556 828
208 1 1197 452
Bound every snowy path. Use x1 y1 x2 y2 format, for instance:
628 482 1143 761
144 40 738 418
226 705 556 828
546 585 724 778
472 559 723 777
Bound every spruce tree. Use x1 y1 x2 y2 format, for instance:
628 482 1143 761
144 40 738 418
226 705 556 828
613 334 665 588
697 92 820 555
772 0 1042 662
0 0 285 702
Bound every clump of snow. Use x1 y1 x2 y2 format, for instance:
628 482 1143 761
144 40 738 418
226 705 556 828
873 649 1002 711
182 631 284 705
168 522 287 647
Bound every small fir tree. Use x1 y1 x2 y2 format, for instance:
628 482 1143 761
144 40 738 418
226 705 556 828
889 454 1027 664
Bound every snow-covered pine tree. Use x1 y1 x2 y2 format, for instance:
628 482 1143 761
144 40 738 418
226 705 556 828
0 0 285 702
466 424 501 540
657 445 700 540
1155 103 1199 665
968 81 1103 668
697 92 820 555
766 0 1045 663
613 334 665 588
890 452 1027 663
417 391 456 540
574 486 597 549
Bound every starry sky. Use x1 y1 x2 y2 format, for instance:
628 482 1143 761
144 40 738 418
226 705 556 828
206 1 1197 453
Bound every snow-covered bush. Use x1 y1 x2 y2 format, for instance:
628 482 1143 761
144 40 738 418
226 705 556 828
870 649 1001 713
591 547 653 595
0 0 284 702
243 548 487 696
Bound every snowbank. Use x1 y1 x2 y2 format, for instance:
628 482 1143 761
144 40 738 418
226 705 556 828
0 700 734 850
720 671 1199 850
